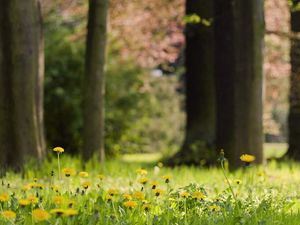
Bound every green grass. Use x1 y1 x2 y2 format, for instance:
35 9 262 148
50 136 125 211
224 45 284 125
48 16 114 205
1 145 300 225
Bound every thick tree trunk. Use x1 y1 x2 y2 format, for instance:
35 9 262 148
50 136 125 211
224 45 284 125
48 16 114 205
288 0 300 160
83 0 108 161
167 0 215 166
0 0 45 170
214 0 264 168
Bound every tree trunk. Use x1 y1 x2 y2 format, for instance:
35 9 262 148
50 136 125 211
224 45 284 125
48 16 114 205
0 0 45 170
288 0 300 160
83 0 108 161
214 0 264 168
167 0 215 166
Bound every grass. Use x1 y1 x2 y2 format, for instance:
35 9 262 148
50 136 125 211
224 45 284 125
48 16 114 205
1 144 299 225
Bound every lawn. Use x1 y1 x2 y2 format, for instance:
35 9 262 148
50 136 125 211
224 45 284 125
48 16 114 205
1 143 299 225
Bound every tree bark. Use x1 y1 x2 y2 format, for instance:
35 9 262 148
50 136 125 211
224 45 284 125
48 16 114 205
167 0 215 166
288 0 300 160
0 0 45 170
83 0 108 161
214 0 264 168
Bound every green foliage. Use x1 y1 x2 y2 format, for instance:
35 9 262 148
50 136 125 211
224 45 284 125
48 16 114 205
44 18 184 156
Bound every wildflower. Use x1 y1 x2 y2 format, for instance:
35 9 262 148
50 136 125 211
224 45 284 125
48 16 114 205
180 191 190 198
53 147 64 153
123 200 137 209
162 175 171 183
240 154 255 163
106 195 113 202
82 181 92 189
142 203 151 212
153 189 164 197
133 191 145 200
123 194 132 200
62 168 76 177
50 208 65 216
107 189 118 196
18 199 30 206
0 193 9 202
151 181 158 189
22 184 31 191
192 191 205 201
53 195 65 205
63 209 78 217
32 209 51 222
79 171 89 178
234 179 242 185
138 177 148 185
97 174 105 180
208 204 221 212
27 195 38 204
136 168 148 176
1 210 16 220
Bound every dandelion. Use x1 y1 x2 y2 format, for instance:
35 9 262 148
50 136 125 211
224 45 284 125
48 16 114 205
138 177 148 185
18 199 30 206
63 168 76 177
153 188 164 197
27 195 39 204
79 171 89 178
82 181 92 189
123 193 132 200
1 210 16 220
136 168 148 176
106 195 113 202
53 195 65 205
208 204 221 212
63 209 78 217
32 209 51 222
133 191 145 200
162 175 171 183
53 146 64 179
0 193 9 202
107 189 119 196
142 203 151 212
192 191 205 201
180 191 190 198
151 181 158 189
240 154 255 163
123 200 137 209
50 208 65 216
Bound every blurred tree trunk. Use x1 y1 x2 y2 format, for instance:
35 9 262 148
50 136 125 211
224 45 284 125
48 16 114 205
0 0 45 170
288 0 300 160
167 0 215 166
83 0 108 161
214 0 264 168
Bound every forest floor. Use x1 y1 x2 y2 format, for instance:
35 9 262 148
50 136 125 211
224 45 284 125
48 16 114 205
1 143 299 225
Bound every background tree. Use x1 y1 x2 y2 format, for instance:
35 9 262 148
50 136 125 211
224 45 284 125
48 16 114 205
0 0 45 170
82 0 108 161
214 0 264 168
168 0 215 165
288 0 300 159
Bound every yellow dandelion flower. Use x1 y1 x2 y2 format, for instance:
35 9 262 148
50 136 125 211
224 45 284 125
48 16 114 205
1 210 16 220
63 209 78 217
162 175 171 183
153 188 164 197
133 191 145 200
123 194 132 200
22 184 32 191
209 204 221 211
142 203 151 211
150 181 158 189
180 191 190 198
0 193 9 202
79 171 89 178
62 168 76 177
107 189 119 196
50 208 65 216
82 181 92 189
136 168 148 176
138 177 148 185
53 147 64 153
106 195 113 202
192 191 205 200
123 200 137 209
53 196 65 205
27 195 38 204
240 154 255 163
18 199 30 206
32 209 51 222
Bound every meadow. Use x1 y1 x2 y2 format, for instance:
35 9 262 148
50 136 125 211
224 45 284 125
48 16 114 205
1 145 300 225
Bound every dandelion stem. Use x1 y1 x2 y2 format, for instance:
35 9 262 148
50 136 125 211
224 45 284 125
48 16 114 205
57 153 61 180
